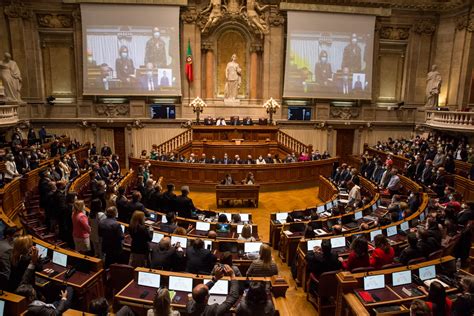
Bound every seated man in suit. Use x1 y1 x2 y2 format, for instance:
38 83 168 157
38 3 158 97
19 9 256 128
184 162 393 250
229 116 240 125
175 186 196 218
242 117 253 125
221 153 232 165
186 238 217 275
150 236 185 271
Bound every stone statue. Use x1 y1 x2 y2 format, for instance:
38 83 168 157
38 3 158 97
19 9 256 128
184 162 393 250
224 54 242 102
0 52 22 102
244 0 270 35
425 64 442 107
201 0 223 33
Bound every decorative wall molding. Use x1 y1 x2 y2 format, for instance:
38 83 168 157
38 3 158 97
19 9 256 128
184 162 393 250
4 2 33 19
268 6 285 27
379 25 410 41
181 7 198 24
201 41 213 51
95 104 130 118
37 13 73 29
456 11 474 32
414 18 437 35
330 107 360 120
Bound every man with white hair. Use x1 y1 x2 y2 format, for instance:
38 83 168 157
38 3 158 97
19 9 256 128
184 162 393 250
175 185 196 219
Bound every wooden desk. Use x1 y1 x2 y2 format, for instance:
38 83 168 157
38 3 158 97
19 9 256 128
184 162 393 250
0 290 27 315
129 157 337 189
216 184 260 208
192 125 279 142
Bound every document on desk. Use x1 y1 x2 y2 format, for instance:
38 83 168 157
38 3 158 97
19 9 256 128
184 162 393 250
283 230 293 235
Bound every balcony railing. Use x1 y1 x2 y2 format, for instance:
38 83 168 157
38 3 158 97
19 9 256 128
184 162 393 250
0 104 19 126
425 110 474 131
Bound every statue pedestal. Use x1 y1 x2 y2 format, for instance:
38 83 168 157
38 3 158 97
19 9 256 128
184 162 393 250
224 98 241 106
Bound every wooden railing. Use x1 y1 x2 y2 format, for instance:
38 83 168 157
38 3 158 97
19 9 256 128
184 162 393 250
277 130 312 154
426 110 474 130
155 128 192 154
0 104 19 126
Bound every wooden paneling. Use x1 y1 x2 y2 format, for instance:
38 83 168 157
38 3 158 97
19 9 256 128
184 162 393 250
185 141 284 159
336 129 355 161
129 157 337 189
192 126 279 142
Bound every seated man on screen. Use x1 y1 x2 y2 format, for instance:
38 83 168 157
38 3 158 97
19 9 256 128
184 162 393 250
314 50 333 86
159 70 171 86
115 45 135 84
353 75 363 91
99 63 113 91
141 62 158 91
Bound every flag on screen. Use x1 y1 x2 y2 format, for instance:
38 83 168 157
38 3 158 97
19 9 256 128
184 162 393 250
185 40 193 82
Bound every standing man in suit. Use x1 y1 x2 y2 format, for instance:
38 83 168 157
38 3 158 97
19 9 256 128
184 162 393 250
185 238 217 274
162 183 177 213
99 207 124 267
100 142 112 157
159 70 170 86
175 186 196 218
421 160 434 186
342 33 362 72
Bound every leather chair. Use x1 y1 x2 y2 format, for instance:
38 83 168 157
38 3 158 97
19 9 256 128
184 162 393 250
351 266 375 273
108 263 134 297
428 249 443 260
407 257 426 265
306 270 340 316
381 263 403 270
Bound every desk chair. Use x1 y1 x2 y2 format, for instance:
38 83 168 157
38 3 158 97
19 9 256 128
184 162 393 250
428 249 443 260
108 263 134 298
381 263 403 270
407 257 426 265
306 270 340 316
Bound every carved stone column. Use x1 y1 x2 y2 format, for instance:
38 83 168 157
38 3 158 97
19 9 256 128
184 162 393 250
181 8 201 101
202 42 214 100
249 44 262 100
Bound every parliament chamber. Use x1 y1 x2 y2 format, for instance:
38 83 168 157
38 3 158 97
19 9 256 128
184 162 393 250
0 0 474 315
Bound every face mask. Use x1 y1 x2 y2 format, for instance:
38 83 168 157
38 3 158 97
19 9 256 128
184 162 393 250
321 57 327 62
153 32 160 38
87 57 93 63
121 53 128 58
351 39 357 44
147 71 153 77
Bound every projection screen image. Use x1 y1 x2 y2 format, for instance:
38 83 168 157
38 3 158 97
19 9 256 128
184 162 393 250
283 12 375 99
81 4 181 96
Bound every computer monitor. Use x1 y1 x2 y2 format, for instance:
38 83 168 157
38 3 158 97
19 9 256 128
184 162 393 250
325 201 333 210
216 223 230 233
204 279 229 295
150 104 176 119
371 204 377 212
244 242 262 253
400 221 409 232
354 211 363 221
317 205 325 213
276 213 288 222
240 214 250 222
370 229 382 241
152 232 164 243
149 212 157 221
36 244 48 258
392 270 412 287
120 225 125 233
331 237 346 248
168 276 193 292
196 222 210 231
204 239 212 250
364 274 385 291
420 212 425 222
376 199 381 207
386 226 397 237
0 300 4 316
419 265 436 281
288 106 312 121
237 224 252 234
52 251 67 267
161 215 168 223
171 236 187 248
307 239 322 250
138 271 161 288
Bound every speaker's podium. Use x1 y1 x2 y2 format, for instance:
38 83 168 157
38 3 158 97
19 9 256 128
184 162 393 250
216 184 260 208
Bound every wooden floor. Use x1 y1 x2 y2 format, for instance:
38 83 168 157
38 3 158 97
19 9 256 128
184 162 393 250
191 184 321 316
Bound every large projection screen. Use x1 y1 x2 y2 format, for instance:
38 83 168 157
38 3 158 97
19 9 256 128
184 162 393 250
81 4 181 96
283 12 375 99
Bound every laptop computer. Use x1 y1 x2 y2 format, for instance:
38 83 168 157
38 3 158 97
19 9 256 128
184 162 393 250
275 212 288 224
205 279 229 305
216 223 231 237
419 265 449 288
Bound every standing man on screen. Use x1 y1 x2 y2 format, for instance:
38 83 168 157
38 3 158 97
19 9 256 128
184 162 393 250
145 27 167 68
115 45 135 84
160 70 170 86
342 33 362 72
338 66 352 95
314 50 332 86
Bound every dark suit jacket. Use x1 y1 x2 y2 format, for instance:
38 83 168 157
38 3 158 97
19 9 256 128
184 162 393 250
150 246 185 271
399 245 421 265
175 195 195 218
99 218 124 255
161 191 177 212
185 247 216 274
305 252 341 277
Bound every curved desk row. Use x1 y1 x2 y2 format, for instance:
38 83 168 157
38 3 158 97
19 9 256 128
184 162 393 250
129 157 338 189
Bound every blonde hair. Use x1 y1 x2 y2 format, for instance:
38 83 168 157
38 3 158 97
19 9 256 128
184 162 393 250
130 211 145 232
73 200 85 213
11 235 33 267
241 224 252 239
152 288 172 315
259 244 272 269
